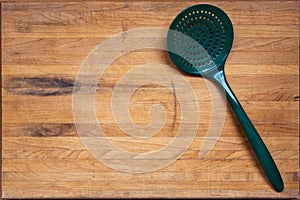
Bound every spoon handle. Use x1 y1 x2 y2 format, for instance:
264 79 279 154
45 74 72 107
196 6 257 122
211 70 284 192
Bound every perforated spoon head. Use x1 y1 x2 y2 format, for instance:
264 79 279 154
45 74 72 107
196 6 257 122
167 4 234 75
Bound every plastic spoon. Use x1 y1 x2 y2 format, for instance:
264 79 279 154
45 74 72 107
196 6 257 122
167 4 284 192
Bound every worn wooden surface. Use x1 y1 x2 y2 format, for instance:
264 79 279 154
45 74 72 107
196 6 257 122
1 0 299 199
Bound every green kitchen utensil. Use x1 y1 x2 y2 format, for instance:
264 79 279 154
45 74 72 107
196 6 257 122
167 4 284 192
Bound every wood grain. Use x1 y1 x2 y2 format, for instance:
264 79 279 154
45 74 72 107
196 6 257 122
1 0 299 199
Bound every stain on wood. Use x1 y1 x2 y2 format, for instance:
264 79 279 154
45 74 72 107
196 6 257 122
4 77 80 96
27 123 75 137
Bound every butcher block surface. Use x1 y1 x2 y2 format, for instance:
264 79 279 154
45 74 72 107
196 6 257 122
1 0 299 198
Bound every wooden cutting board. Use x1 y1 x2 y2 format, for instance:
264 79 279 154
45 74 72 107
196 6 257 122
1 0 299 198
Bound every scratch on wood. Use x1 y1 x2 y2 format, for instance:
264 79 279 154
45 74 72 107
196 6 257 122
171 81 177 131
17 26 31 33
5 77 80 96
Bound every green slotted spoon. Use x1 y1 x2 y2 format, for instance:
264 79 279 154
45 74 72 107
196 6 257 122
167 4 284 192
